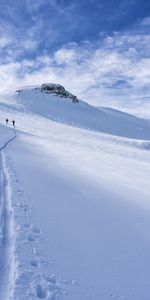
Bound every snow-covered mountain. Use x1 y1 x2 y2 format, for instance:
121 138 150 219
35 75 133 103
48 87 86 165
3 83 150 140
0 83 150 300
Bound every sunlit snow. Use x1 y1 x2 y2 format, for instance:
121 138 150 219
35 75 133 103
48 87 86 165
0 85 150 300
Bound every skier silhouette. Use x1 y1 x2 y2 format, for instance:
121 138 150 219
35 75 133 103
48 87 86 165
6 118 8 125
12 120 15 127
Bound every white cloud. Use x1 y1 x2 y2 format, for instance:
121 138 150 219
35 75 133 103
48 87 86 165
0 22 150 117
54 48 77 64
0 36 11 49
0 62 22 91
23 39 38 51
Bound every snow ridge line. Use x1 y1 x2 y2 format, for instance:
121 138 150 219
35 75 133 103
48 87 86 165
0 130 17 300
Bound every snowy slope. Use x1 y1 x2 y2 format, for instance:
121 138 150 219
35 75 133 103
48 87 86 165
14 86 150 140
0 84 150 300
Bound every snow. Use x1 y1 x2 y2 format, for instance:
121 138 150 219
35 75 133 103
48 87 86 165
0 86 150 299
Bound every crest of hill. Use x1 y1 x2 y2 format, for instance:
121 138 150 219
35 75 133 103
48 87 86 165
16 83 79 103
15 83 150 140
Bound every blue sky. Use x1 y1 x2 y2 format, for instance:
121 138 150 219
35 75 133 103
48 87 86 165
0 0 150 116
0 0 149 56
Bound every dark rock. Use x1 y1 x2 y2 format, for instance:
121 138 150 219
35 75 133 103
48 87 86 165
39 83 79 103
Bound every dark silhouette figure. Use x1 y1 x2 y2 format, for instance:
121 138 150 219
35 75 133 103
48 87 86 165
6 118 8 125
12 120 15 127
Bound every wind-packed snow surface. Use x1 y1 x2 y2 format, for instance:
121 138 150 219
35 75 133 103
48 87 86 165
0 84 150 300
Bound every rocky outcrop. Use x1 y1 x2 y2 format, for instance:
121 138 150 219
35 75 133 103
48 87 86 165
15 83 79 103
38 83 79 103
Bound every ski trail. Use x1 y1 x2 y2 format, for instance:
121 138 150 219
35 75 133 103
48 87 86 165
0 129 16 151
0 131 17 300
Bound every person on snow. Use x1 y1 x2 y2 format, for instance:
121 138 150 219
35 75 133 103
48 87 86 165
12 120 15 127
6 118 8 124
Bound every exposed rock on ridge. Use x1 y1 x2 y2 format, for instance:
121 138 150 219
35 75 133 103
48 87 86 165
16 83 79 103
40 83 79 103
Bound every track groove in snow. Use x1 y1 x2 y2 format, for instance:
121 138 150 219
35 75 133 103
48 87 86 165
0 132 17 300
0 88 150 299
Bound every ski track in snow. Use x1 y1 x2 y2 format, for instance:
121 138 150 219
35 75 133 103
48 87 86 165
0 90 150 299
0 126 132 300
0 131 65 300
11 172 66 300
0 131 17 300
0 130 65 300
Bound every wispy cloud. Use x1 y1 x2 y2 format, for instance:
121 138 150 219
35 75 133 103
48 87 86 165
0 1 150 117
1 21 150 117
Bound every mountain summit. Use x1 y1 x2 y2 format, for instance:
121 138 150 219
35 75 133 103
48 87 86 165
14 83 150 140
16 83 79 103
